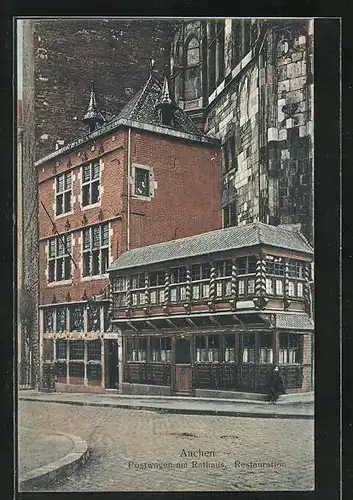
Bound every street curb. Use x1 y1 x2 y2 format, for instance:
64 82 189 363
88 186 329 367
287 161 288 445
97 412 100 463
19 430 89 491
19 396 314 420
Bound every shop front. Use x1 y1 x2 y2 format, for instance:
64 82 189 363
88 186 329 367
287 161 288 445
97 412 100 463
120 313 313 397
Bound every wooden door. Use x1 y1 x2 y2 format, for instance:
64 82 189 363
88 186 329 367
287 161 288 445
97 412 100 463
174 337 191 393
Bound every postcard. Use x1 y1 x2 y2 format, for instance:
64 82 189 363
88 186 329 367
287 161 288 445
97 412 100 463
16 16 335 494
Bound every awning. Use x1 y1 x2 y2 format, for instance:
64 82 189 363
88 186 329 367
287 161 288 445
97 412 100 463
274 313 314 331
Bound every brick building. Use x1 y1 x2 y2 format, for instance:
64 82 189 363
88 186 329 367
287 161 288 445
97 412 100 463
37 74 221 392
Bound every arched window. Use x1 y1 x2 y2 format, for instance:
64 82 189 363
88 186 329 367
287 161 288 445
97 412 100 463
232 19 254 67
184 36 201 100
186 37 200 66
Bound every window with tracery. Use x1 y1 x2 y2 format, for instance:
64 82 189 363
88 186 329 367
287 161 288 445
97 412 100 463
208 21 225 93
184 36 201 100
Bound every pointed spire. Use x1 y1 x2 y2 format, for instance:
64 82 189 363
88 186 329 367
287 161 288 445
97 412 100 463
159 77 173 105
155 76 177 126
82 81 106 133
150 58 156 76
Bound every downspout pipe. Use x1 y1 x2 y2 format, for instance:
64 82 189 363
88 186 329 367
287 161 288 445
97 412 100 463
127 127 131 251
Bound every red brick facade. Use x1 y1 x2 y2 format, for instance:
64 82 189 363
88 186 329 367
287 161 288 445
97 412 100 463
38 127 221 306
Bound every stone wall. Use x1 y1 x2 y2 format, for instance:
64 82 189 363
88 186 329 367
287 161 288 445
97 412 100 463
172 19 314 243
21 20 40 387
34 19 174 159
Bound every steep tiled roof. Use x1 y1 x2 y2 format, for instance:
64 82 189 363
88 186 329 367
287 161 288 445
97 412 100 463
109 223 313 272
116 75 203 136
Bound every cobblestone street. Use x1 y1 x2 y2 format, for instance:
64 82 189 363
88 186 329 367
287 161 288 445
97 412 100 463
19 401 314 492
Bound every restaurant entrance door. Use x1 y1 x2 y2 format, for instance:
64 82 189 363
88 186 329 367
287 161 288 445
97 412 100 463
174 337 191 393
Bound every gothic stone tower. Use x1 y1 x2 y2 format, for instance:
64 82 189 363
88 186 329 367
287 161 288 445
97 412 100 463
171 19 314 244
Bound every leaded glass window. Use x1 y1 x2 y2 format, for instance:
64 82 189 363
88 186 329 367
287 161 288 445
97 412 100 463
69 340 84 360
266 256 284 276
82 223 109 277
82 160 100 206
70 305 84 332
56 339 67 360
44 308 54 333
56 172 72 216
87 303 101 332
48 234 72 282
288 259 304 278
56 306 67 332
88 339 101 361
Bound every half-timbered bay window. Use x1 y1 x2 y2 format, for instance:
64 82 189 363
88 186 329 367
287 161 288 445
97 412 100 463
82 223 109 277
259 332 274 364
265 256 305 298
288 259 304 278
112 276 128 307
170 266 187 303
195 335 219 362
237 256 256 297
56 172 72 216
69 340 84 378
242 332 255 363
48 234 72 282
151 337 171 362
130 273 145 306
149 271 165 305
82 160 100 206
215 259 233 297
208 20 225 93
279 333 302 364
265 255 284 297
126 337 147 362
191 263 211 300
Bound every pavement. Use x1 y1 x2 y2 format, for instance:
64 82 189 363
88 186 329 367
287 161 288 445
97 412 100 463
19 399 315 491
19 390 314 419
18 425 89 491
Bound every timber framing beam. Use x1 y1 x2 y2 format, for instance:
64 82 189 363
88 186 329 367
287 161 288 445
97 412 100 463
126 321 138 332
186 317 197 328
145 320 158 330
166 318 178 329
